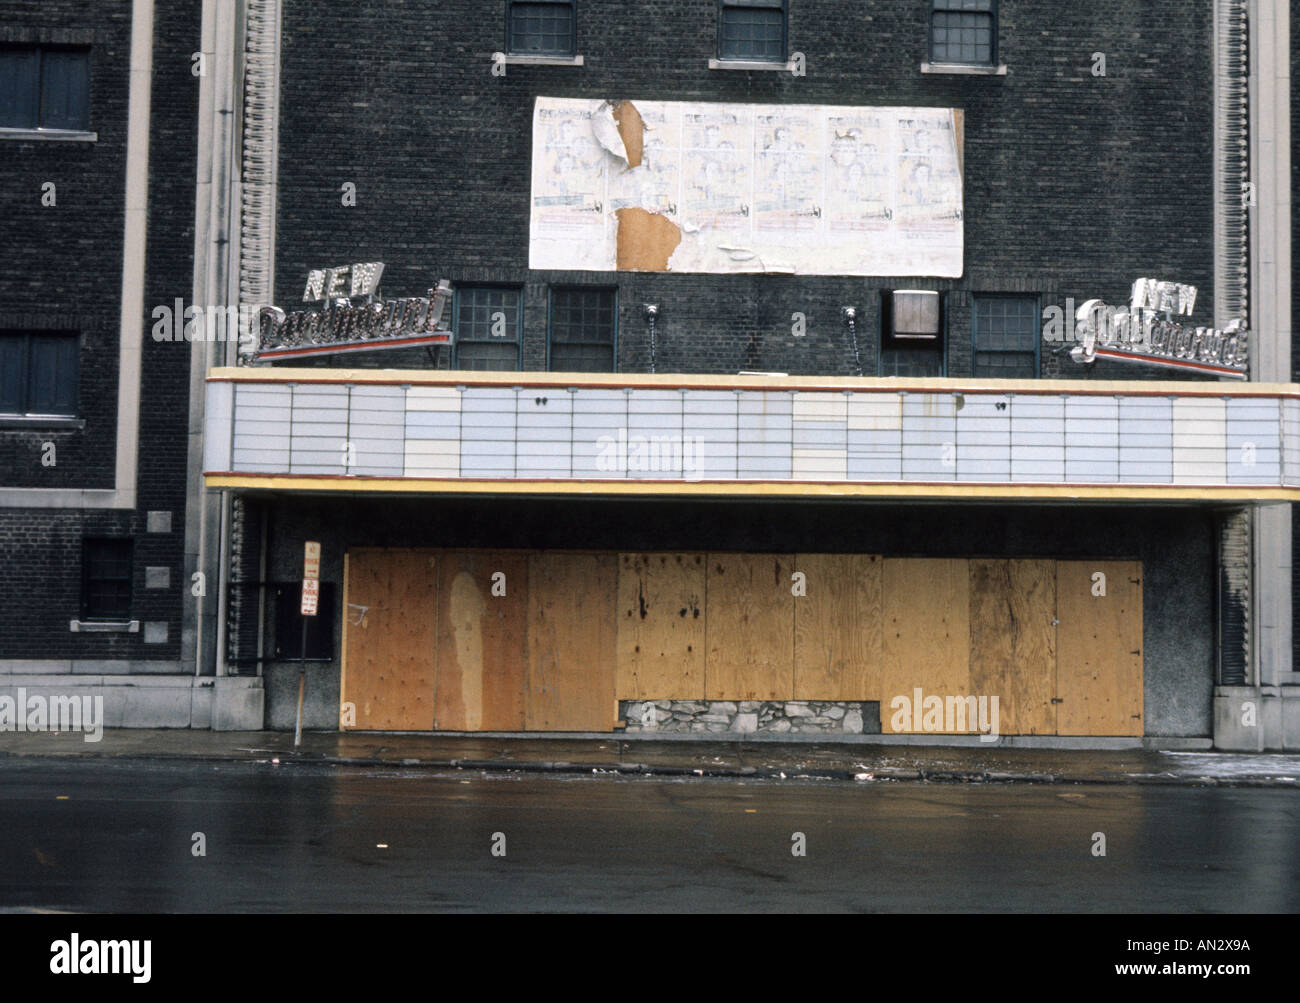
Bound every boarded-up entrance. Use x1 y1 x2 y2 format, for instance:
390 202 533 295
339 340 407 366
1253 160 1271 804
432 552 528 731
341 549 1146 736
526 553 619 731
1055 561 1144 736
341 549 437 730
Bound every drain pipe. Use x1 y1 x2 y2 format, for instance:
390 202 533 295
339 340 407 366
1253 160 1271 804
842 306 863 377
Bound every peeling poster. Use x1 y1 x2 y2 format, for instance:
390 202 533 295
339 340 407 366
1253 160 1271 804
529 96 964 277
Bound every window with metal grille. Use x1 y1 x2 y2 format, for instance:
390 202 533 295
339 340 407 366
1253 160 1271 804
507 1 577 57
82 539 133 622
930 0 996 65
719 0 787 62
549 288 616 372
273 582 336 662
0 46 91 131
0 331 79 416
973 296 1038 378
455 287 523 371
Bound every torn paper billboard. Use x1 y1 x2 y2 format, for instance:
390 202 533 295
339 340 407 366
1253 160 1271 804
529 97 964 277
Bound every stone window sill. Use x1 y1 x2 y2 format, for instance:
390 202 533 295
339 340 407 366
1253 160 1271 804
921 62 1008 76
500 53 584 67
0 127 98 142
70 620 140 634
0 416 85 430
709 58 797 72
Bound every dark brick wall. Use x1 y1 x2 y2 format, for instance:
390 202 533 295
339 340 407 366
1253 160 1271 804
271 0 1217 381
0 1 200 662
255 496 1216 737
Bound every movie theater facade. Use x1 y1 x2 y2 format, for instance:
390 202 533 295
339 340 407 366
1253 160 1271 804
193 0 1297 748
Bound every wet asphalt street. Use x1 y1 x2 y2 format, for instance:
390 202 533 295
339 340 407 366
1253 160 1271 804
2 758 1297 912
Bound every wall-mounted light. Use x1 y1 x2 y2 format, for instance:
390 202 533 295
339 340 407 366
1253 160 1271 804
644 304 660 374
842 306 863 378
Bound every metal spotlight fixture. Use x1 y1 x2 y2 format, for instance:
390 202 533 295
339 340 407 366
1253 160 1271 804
644 305 660 374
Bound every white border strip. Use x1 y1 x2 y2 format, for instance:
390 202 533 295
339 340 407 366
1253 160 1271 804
1 0 152 510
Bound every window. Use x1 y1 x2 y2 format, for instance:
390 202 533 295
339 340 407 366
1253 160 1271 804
274 582 336 662
973 295 1039 377
930 0 996 66
0 332 79 417
549 288 616 372
0 46 91 131
455 287 523 371
879 291 944 378
82 539 133 622
719 0 787 62
507 1 577 57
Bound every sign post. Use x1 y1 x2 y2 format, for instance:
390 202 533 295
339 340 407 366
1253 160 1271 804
295 542 322 748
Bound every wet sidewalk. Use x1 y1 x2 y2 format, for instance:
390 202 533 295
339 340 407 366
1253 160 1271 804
0 729 1299 786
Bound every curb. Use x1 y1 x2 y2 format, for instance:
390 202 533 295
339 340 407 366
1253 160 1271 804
7 748 1300 788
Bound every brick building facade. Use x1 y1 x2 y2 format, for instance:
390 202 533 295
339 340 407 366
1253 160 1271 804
3 0 1295 747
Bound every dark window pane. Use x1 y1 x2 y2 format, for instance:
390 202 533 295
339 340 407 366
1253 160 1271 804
931 1 995 64
509 2 575 56
880 348 942 378
550 288 615 371
83 539 133 621
720 6 785 61
26 334 78 414
39 49 90 131
0 48 40 128
274 582 336 661
455 287 522 371
973 297 1037 378
457 342 520 371
0 335 25 414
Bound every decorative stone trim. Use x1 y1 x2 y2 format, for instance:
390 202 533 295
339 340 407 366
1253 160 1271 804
920 62 1007 76
69 621 140 634
501 53 584 67
0 128 98 143
708 58 799 72
621 700 879 735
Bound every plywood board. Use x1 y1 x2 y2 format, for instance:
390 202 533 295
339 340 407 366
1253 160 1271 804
341 549 437 730
434 552 528 732
880 558 971 734
616 553 707 700
705 553 795 700
526 553 618 731
1056 561 1144 736
968 560 1057 735
793 554 882 700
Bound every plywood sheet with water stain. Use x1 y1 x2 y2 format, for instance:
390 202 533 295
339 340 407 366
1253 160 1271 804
341 548 437 731
616 552 707 700
433 551 528 732
968 559 1057 735
705 553 795 701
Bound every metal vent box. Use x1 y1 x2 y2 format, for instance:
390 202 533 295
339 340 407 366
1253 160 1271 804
892 290 941 338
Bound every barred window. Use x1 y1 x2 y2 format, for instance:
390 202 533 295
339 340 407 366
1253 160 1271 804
82 539 133 622
549 288 616 372
719 0 787 62
507 1 577 57
455 287 522 371
931 0 997 66
973 296 1038 378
